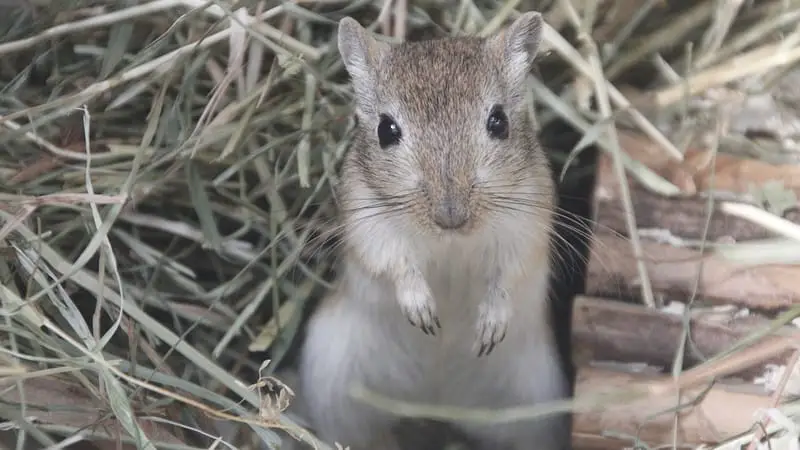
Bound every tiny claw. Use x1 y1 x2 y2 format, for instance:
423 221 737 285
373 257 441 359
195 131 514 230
474 317 508 357
474 287 510 357
477 341 496 357
425 314 440 335
495 327 507 343
402 306 440 336
397 275 440 337
421 322 430 335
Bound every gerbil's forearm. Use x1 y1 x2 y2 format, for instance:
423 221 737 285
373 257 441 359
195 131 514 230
475 238 552 355
343 216 441 335
394 264 440 334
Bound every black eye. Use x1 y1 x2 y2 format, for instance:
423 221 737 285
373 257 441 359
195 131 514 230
486 105 509 140
377 114 402 148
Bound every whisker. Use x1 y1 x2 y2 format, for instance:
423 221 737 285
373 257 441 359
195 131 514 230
480 192 619 278
343 201 414 214
305 181 618 287
345 203 418 227
484 201 595 239
481 192 623 240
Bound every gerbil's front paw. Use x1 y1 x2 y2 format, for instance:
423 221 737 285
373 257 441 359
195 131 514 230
404 301 441 335
396 278 440 335
475 287 511 357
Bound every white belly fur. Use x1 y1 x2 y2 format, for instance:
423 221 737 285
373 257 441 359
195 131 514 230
298 228 570 449
319 245 565 409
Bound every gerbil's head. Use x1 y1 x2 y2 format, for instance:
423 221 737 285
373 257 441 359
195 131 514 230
337 13 554 236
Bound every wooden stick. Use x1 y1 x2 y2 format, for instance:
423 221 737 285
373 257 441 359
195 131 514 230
587 230 800 310
571 295 794 379
593 179 800 242
572 366 773 448
599 129 800 196
647 335 798 397
585 130 800 310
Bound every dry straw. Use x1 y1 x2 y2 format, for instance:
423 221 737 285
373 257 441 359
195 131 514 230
1 0 800 449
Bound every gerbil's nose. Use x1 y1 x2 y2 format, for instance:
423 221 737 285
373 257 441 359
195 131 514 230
432 196 470 230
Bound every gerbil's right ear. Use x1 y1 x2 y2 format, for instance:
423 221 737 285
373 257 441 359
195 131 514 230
337 17 390 116
489 12 543 95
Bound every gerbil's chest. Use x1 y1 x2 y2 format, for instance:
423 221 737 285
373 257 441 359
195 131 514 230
419 238 496 312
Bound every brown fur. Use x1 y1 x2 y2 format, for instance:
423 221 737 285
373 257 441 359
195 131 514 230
289 12 571 450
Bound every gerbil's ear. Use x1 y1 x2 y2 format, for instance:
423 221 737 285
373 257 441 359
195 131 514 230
337 17 390 115
491 12 543 89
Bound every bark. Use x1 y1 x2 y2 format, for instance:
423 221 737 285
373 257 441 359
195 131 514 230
600 129 800 197
571 366 773 449
571 295 795 380
586 230 800 309
586 130 800 310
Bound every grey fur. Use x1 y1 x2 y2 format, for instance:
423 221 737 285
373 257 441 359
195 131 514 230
294 11 571 450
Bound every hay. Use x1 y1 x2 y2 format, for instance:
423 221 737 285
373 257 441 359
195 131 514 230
1 0 800 449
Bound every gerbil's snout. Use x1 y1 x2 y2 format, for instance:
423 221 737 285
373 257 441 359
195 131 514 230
431 191 470 230
423 160 474 231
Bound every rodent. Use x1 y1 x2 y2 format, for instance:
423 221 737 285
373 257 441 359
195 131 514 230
295 11 571 450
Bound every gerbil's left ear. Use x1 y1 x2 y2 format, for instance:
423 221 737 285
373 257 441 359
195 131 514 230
337 17 390 117
491 11 543 89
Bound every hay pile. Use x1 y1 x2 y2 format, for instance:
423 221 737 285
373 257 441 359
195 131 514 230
2 0 800 449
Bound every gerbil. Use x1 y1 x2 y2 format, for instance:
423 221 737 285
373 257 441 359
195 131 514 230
297 11 571 450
